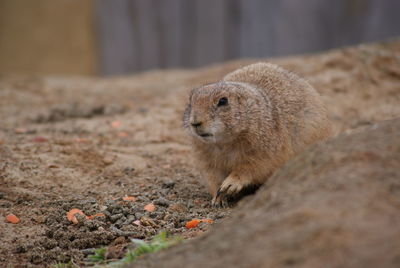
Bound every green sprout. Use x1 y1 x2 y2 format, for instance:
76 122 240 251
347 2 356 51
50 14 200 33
88 247 107 263
84 231 181 267
122 231 182 264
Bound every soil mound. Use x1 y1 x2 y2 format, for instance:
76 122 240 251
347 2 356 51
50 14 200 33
132 118 400 268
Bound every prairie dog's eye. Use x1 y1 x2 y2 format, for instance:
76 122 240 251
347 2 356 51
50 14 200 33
217 97 228 107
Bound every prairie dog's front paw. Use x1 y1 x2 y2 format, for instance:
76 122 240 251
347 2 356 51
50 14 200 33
212 175 251 207
219 176 250 195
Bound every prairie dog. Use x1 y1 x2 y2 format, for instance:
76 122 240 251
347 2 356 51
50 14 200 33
183 63 332 207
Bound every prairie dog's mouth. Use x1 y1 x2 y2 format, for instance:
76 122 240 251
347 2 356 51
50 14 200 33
196 131 212 138
198 133 213 138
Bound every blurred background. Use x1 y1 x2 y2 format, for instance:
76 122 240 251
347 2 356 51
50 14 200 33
0 0 399 76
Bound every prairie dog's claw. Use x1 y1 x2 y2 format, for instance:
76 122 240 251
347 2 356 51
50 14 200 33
211 194 229 208
212 176 251 208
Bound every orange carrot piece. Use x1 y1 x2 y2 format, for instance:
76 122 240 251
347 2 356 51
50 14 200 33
32 136 48 143
111 120 121 128
144 203 156 212
67 208 85 224
6 214 20 224
186 219 201 229
185 218 214 229
123 196 137 202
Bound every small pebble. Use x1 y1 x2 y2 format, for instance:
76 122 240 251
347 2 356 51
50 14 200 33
109 213 124 223
162 180 175 188
154 197 170 207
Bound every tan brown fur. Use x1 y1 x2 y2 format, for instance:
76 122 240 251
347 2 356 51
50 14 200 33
183 62 332 206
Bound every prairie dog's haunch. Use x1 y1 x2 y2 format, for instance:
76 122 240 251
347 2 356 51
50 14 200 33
183 63 332 207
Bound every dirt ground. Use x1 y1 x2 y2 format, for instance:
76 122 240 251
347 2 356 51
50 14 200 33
1 39 400 267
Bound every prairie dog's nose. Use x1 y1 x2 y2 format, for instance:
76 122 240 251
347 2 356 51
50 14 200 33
191 121 202 127
190 114 202 127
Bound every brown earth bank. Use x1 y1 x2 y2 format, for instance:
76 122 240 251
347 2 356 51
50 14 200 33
132 118 400 268
0 39 399 267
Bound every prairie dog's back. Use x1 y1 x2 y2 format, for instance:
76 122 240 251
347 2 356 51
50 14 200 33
224 62 331 154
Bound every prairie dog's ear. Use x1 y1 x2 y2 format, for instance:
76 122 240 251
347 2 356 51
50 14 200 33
188 88 195 101
223 62 289 90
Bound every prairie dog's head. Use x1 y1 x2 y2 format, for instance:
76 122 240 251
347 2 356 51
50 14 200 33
183 81 262 144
